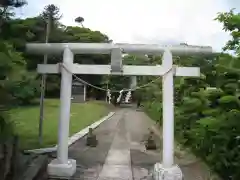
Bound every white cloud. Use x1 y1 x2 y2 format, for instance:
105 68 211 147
15 0 238 52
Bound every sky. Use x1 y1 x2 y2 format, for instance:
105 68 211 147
15 0 240 52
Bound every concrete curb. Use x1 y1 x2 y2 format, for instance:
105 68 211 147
25 112 115 154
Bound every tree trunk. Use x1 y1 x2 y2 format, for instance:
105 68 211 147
6 136 19 180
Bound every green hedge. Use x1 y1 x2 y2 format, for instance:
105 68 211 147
144 88 240 180
142 66 240 180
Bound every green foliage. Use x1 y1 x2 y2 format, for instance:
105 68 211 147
0 41 26 134
0 2 239 178
144 101 162 125
0 3 111 99
0 2 112 141
0 0 29 141
6 74 39 105
215 9 240 55
0 2 111 139
0 41 25 79
0 111 14 141
40 4 62 23
0 40 39 105
0 0 27 7
142 18 240 178
145 63 240 179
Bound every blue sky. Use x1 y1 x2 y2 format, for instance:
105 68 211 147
15 0 239 52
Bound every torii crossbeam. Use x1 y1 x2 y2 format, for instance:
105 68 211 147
26 43 212 180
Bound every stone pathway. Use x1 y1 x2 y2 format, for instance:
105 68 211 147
49 107 218 180
98 113 132 180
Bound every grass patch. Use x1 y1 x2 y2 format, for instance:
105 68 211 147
9 99 109 150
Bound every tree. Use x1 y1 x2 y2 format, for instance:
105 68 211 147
40 4 62 38
0 41 27 162
0 0 26 7
0 1 40 149
0 2 112 100
75 16 84 27
143 52 240 179
40 4 62 23
0 4 110 98
215 9 240 56
0 0 26 33
0 0 27 113
133 34 240 179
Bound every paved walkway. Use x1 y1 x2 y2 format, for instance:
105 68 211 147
50 107 216 180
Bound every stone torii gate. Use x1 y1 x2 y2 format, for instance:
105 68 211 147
26 43 212 180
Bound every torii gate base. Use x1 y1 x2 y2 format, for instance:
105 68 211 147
48 159 76 178
154 163 182 179
26 43 212 180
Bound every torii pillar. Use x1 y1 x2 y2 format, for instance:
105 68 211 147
48 48 76 177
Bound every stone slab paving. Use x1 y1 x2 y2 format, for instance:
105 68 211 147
68 110 124 180
98 111 133 180
48 107 217 180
